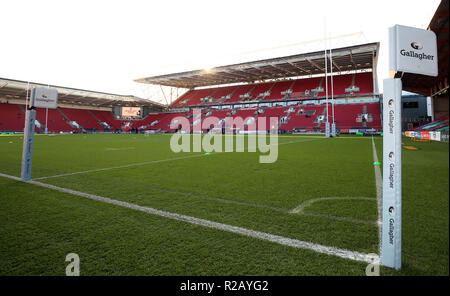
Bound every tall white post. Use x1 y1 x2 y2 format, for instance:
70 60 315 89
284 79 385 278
21 108 36 181
330 48 336 137
45 107 49 134
25 82 30 111
324 19 330 138
381 78 402 270
21 87 58 181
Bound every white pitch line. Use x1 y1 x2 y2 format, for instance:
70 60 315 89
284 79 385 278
33 153 208 180
104 147 135 151
0 172 377 264
277 137 324 146
289 137 384 229
290 196 376 214
289 196 377 225
371 136 383 254
34 137 322 180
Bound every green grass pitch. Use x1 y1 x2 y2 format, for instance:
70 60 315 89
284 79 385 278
0 133 448 275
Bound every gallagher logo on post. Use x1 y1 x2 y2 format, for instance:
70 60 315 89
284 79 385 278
410 42 423 50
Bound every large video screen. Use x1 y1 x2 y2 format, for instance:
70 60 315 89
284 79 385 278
121 107 142 117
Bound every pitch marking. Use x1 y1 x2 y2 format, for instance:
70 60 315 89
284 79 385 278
34 137 322 180
33 153 209 180
289 137 384 229
289 196 377 225
371 136 383 254
0 172 378 264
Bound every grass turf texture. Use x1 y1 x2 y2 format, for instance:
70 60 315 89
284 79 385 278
0 134 448 275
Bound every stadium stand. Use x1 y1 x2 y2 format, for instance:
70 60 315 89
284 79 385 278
0 100 381 133
89 110 122 130
170 72 374 107
230 84 256 103
58 108 103 130
34 108 73 132
0 103 25 132
281 105 325 131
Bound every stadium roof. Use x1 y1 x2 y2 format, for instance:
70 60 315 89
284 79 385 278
398 0 449 96
135 42 379 89
0 77 165 108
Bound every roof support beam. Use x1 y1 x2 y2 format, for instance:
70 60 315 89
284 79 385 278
306 59 324 72
159 85 169 105
349 50 357 69
331 58 342 72
214 70 257 82
230 69 264 80
285 61 311 74
251 66 282 79
269 63 297 76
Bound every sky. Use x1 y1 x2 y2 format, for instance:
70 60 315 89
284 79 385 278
0 0 441 104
